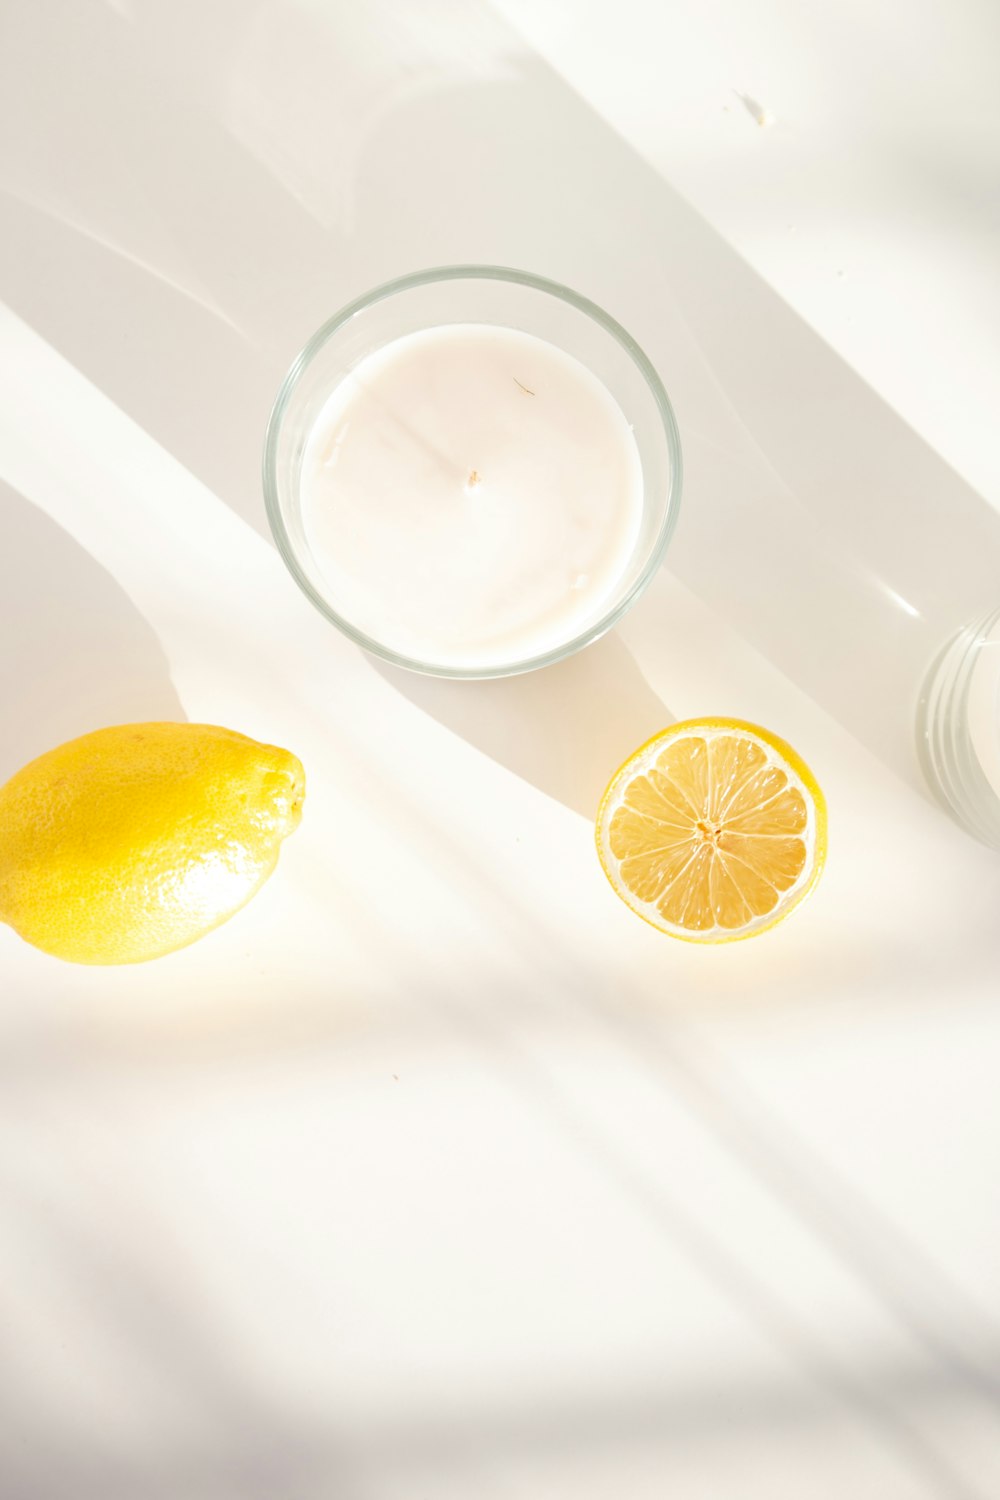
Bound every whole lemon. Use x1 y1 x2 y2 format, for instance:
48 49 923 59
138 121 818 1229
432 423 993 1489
0 722 305 965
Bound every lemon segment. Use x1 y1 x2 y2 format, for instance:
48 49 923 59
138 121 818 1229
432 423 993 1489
0 722 305 965
596 718 826 942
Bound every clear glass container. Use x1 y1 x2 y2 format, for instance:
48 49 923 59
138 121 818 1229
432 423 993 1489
918 603 1000 849
263 265 682 679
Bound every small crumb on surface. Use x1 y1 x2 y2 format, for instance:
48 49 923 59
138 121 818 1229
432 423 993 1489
735 91 774 127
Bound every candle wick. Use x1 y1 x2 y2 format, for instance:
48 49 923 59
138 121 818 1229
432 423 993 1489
467 469 481 490
513 377 535 395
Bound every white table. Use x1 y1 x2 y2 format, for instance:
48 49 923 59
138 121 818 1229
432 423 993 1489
1 3 999 1497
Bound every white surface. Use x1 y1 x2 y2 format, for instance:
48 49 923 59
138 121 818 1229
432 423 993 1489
1 3 999 1498
491 0 1000 507
301 324 643 667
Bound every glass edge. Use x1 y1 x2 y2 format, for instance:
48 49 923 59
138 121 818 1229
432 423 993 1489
262 265 684 681
915 601 1000 848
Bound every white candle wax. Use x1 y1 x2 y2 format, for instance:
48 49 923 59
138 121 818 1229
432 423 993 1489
300 324 644 669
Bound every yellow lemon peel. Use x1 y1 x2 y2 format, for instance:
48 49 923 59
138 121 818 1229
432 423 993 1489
0 722 304 964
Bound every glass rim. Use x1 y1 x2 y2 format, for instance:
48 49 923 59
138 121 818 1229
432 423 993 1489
262 264 683 680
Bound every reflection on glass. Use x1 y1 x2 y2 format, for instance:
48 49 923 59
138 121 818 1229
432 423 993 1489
918 603 1000 849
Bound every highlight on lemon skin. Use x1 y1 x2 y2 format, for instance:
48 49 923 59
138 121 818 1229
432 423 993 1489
0 722 305 965
596 718 826 942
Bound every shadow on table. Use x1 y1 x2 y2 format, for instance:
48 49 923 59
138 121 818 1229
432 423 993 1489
0 17 997 1491
3 0 1000 798
0 16 996 1499
370 631 673 818
0 482 185 782
0 1036 993 1500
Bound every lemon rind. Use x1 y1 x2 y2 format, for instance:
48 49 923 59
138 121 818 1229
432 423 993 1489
596 717 827 944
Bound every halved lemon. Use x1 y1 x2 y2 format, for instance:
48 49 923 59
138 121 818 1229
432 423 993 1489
596 718 827 942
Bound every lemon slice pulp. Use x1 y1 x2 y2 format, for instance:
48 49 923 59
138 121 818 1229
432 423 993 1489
596 718 827 942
